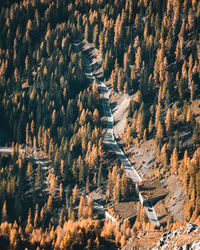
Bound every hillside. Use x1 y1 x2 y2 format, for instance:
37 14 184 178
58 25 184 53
123 222 200 249
0 0 200 249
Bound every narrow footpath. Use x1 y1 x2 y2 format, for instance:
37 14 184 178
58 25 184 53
74 37 160 227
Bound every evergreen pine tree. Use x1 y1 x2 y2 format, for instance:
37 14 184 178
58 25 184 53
97 164 103 188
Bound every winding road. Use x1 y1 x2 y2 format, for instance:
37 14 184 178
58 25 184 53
74 37 160 227
0 38 160 227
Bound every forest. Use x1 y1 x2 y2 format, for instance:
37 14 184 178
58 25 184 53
0 0 199 249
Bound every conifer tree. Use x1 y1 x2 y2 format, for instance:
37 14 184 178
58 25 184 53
26 123 29 145
124 82 128 94
135 90 142 104
192 124 199 145
136 112 144 139
93 24 98 45
59 209 64 227
161 144 168 166
97 164 103 188
148 117 153 135
170 147 178 174
79 161 86 185
155 103 162 127
156 122 164 141
1 201 7 222
85 175 90 193
59 183 63 201
85 22 90 42
186 107 192 123
165 108 172 136
113 174 121 202
78 195 85 219
34 204 39 228
121 173 128 200
135 47 141 70
183 149 190 166
47 195 53 212
93 109 100 125
9 228 19 248
72 185 79 204
117 69 123 92
190 81 195 101
27 208 32 227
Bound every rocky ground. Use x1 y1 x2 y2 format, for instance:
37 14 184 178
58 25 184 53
109 89 133 139
123 223 200 250
162 175 186 222
80 38 198 248
126 139 156 179
154 223 200 250
108 87 186 224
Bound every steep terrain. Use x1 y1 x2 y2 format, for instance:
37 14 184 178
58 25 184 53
123 223 200 249
0 0 200 249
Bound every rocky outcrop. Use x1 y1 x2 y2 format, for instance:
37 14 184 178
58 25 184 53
153 223 200 250
123 223 200 250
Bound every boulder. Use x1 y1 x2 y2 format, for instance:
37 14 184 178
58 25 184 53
157 238 165 247
194 226 200 233
171 230 178 237
191 241 200 249
163 231 170 237
184 223 197 234
182 244 190 250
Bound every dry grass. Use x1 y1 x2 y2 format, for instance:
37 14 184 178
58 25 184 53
138 177 167 200
127 231 163 249
154 199 171 226
109 89 133 139
127 225 200 249
175 232 200 247
127 139 157 179
163 175 186 221
107 202 137 221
